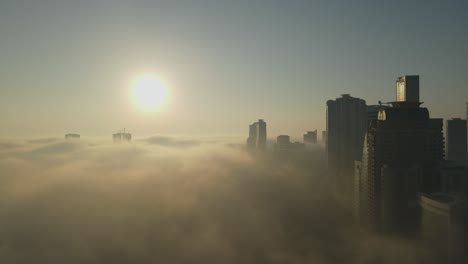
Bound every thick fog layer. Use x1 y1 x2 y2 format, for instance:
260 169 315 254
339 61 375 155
0 137 432 263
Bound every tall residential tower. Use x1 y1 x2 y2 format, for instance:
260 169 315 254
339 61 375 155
326 94 367 195
246 119 267 151
355 76 444 233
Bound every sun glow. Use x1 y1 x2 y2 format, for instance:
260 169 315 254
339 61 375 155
131 75 169 111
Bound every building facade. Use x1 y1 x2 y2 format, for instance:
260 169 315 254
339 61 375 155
357 103 444 232
446 118 467 165
440 161 468 196
322 131 327 145
396 75 420 103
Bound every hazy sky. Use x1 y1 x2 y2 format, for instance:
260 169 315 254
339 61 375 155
1 0 467 138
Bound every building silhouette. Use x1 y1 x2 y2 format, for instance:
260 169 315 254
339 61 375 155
246 119 267 151
355 76 445 233
65 134 80 140
446 118 467 165
113 129 132 142
303 130 318 144
418 193 468 264
326 94 367 195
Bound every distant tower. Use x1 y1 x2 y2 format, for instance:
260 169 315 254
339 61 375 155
256 119 267 150
326 94 367 195
276 135 290 148
446 118 467 165
396 75 420 103
356 76 444 233
113 129 132 143
246 123 257 150
246 119 267 151
303 130 318 144
65 134 80 140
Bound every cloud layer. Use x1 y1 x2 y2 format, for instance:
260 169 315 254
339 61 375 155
0 137 433 263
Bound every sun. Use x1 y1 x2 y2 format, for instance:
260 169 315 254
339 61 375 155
131 74 169 111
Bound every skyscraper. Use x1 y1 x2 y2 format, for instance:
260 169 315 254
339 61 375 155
446 118 467 165
326 94 367 194
356 76 444 233
246 119 267 151
396 75 419 103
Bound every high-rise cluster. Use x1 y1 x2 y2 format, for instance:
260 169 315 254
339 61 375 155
113 129 132 143
349 75 467 263
324 75 467 262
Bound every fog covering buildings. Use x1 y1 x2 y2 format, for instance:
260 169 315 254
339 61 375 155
303 130 318 144
355 76 445 234
246 119 267 151
65 134 80 140
446 118 467 165
113 129 132 142
2 76 468 264
276 135 290 148
326 94 367 195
